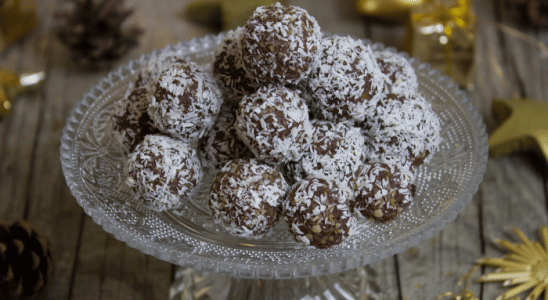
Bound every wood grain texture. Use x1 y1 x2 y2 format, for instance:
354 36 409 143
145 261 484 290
1 0 548 299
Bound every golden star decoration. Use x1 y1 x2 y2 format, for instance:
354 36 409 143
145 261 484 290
488 99 548 162
476 226 548 300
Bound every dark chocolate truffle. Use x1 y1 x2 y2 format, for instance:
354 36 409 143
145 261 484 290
351 162 414 223
199 105 253 170
148 62 223 142
308 36 387 123
241 3 321 85
209 158 289 238
236 85 312 165
213 27 259 103
284 120 365 186
375 50 418 98
111 85 159 154
283 177 356 249
127 134 203 212
361 93 441 168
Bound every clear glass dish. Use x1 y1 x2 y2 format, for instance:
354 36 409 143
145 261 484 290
60 33 488 281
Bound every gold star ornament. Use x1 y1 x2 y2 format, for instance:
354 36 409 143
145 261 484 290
476 226 548 300
488 99 548 161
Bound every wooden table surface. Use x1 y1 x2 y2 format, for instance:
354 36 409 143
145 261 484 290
1 0 547 299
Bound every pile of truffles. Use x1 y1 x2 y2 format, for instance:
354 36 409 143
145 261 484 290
111 3 441 249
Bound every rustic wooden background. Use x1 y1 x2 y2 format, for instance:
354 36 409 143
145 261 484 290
1 0 547 299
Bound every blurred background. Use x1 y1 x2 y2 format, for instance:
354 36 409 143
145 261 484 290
2 0 548 299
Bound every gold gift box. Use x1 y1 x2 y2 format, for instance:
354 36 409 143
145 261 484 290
0 0 39 51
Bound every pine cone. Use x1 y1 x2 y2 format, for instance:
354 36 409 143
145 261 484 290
505 0 548 28
0 221 54 300
55 0 144 70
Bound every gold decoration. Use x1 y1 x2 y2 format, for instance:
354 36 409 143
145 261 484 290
406 0 476 89
436 265 480 300
488 99 548 162
477 226 548 300
0 69 46 116
0 0 39 52
186 0 284 30
355 0 424 23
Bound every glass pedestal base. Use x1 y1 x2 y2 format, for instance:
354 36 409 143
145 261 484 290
169 267 384 300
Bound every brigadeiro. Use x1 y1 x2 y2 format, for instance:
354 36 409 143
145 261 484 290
235 85 312 165
308 36 387 123
351 162 414 223
148 61 223 142
127 134 203 212
375 50 418 98
213 27 259 104
240 3 322 85
362 93 441 168
111 85 159 154
284 120 365 186
209 158 289 238
199 105 253 170
283 177 356 249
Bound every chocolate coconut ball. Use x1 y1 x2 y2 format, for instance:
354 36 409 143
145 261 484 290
352 162 414 223
284 120 365 186
241 3 322 85
375 50 418 98
213 27 259 103
209 159 289 238
283 177 356 249
136 52 187 88
236 85 312 165
148 62 223 142
362 93 441 168
127 134 203 212
111 85 159 154
199 105 253 170
308 36 387 123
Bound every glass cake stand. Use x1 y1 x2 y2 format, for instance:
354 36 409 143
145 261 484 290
60 33 489 300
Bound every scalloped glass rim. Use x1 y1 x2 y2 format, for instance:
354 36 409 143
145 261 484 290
60 33 488 279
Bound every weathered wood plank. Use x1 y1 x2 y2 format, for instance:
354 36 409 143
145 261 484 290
0 2 48 222
480 155 548 300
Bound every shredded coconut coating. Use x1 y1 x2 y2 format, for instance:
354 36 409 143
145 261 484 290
148 62 223 142
284 120 365 186
213 27 260 104
352 162 414 223
375 50 418 98
362 93 441 168
308 37 387 123
199 105 253 170
283 177 356 249
241 3 322 85
127 134 203 212
136 52 188 88
235 85 313 165
111 85 159 154
209 158 289 238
